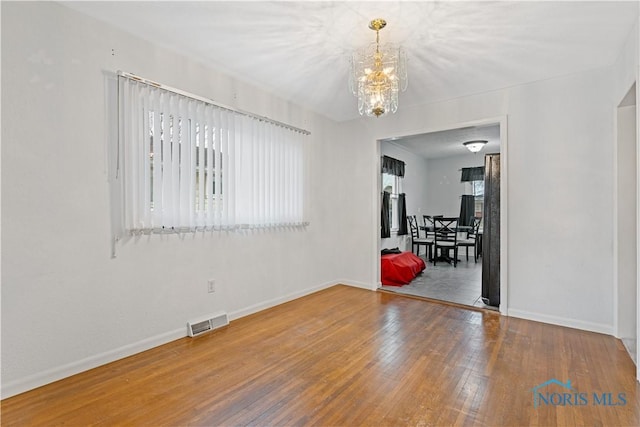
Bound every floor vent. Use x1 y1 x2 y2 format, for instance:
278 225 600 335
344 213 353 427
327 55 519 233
187 313 229 337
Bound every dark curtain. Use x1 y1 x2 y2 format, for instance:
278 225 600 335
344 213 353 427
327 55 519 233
482 154 501 307
382 156 405 177
459 195 475 226
461 166 484 182
381 191 391 238
397 193 408 235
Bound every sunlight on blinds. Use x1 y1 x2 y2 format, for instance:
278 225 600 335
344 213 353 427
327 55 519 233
117 75 308 234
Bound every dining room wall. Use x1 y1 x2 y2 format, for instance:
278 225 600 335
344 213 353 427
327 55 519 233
1 1 351 398
379 142 430 252
339 60 618 335
425 153 487 219
4 0 639 399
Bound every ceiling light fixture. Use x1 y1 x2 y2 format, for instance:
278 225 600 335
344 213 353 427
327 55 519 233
463 140 488 153
349 18 408 118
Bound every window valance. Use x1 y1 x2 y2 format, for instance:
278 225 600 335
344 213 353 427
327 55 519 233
381 155 405 177
461 166 485 182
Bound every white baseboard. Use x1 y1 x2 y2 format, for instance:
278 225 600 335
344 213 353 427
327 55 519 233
228 280 337 321
2 280 342 400
338 280 378 291
1 327 186 399
508 308 613 335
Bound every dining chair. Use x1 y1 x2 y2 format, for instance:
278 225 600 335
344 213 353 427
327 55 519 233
407 215 433 259
458 216 482 262
433 216 460 267
421 215 440 260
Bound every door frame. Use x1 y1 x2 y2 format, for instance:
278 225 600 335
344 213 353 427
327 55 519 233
372 115 509 315
613 82 639 381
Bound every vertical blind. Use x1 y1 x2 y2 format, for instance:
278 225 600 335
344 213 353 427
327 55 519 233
117 75 308 234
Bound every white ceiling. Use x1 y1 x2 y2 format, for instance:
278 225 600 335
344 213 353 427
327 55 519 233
61 1 638 125
60 1 637 160
383 123 501 159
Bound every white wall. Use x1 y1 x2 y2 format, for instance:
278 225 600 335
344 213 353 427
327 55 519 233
379 142 429 252
611 15 640 380
425 153 485 218
0 2 353 397
4 1 640 397
339 61 619 335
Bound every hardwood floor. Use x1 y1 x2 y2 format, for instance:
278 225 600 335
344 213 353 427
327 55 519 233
2 285 639 426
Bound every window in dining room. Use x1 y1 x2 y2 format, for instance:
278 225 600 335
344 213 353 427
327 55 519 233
383 172 400 230
471 179 484 218
381 155 406 237
461 166 485 219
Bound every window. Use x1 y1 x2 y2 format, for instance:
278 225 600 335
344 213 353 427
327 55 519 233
381 155 406 237
116 75 308 234
382 173 401 230
469 180 484 218
461 166 485 218
472 180 484 197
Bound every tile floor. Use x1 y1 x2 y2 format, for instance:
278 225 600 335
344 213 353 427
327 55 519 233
380 252 497 310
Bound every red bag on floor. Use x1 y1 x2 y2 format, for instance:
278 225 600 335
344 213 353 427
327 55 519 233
381 252 426 286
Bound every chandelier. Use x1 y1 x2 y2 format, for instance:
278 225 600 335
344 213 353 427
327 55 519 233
349 19 408 118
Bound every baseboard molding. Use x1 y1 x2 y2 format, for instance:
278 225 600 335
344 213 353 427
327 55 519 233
1 327 186 399
228 281 337 321
508 308 614 335
338 280 378 291
2 279 372 399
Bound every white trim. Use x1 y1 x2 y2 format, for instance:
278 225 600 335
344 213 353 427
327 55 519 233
2 280 340 399
612 81 639 382
374 115 509 316
636 76 640 382
340 280 379 291
613 98 620 338
508 309 613 336
499 115 509 315
228 281 337 321
1 327 185 399
374 146 383 287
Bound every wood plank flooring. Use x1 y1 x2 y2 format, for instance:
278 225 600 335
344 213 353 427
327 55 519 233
2 285 639 426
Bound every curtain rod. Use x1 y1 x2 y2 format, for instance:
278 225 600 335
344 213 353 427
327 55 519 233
117 71 311 136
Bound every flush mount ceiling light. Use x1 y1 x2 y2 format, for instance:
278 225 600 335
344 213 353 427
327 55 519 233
463 140 488 153
349 18 408 118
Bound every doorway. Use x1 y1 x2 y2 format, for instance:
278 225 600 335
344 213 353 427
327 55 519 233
615 83 638 376
376 118 507 313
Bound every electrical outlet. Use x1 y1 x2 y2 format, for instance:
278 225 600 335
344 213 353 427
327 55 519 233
207 280 216 293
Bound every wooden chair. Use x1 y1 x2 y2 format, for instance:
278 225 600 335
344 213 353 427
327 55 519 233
458 216 482 262
433 216 460 267
407 215 433 259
